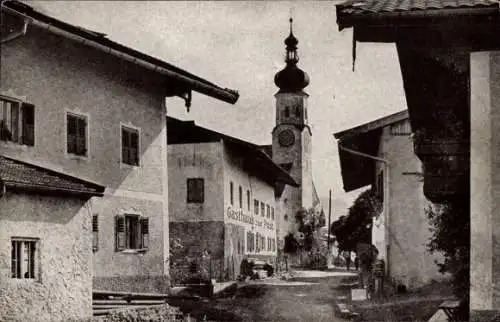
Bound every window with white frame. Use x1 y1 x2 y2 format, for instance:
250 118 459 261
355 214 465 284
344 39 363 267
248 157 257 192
266 205 270 218
0 96 34 146
11 238 38 279
247 190 250 211
121 126 139 166
115 214 149 251
260 202 265 217
67 113 87 156
254 199 259 215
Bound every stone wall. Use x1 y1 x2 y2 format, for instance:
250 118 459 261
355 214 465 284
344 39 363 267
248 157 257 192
0 192 92 321
169 221 224 284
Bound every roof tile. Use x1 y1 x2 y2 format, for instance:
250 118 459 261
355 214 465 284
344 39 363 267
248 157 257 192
0 156 104 196
339 0 497 14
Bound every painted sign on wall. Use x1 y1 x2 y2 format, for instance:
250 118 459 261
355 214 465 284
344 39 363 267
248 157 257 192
226 206 274 231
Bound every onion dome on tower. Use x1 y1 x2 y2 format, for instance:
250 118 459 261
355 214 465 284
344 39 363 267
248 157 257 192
274 18 310 93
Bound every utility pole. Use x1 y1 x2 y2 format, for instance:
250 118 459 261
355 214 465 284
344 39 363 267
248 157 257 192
327 189 332 249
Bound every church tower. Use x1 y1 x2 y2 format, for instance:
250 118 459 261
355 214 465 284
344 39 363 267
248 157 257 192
272 18 313 237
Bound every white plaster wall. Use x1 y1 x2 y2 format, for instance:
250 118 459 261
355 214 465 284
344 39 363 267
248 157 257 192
379 123 444 288
0 193 92 321
222 143 277 256
470 51 493 310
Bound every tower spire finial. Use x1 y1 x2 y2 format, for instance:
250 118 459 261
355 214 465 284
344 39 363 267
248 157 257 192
289 8 294 34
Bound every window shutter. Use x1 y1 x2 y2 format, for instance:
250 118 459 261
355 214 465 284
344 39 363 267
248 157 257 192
76 117 86 155
140 217 149 250
67 115 77 153
130 131 139 166
115 215 125 251
21 103 34 146
92 214 99 252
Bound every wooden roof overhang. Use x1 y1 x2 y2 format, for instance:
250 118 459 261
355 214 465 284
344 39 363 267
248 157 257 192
336 2 500 201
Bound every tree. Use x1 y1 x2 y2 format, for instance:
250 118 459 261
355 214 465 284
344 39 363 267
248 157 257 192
330 188 382 251
426 198 469 321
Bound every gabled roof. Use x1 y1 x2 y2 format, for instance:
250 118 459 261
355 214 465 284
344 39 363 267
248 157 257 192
0 155 105 197
167 117 298 187
337 0 499 31
2 0 239 105
334 110 409 192
334 110 408 140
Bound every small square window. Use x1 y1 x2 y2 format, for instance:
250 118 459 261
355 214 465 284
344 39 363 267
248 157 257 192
11 238 38 279
187 178 204 203
122 126 139 166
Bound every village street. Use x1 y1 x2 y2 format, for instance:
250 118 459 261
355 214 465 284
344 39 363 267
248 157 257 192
172 269 359 322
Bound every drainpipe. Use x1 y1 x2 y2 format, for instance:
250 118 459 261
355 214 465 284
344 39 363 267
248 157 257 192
0 1 28 44
337 142 390 276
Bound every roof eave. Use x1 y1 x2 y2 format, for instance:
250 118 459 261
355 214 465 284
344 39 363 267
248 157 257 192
5 181 104 198
2 1 239 105
336 5 500 33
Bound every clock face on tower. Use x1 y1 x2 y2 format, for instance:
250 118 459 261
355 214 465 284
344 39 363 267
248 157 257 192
278 129 295 147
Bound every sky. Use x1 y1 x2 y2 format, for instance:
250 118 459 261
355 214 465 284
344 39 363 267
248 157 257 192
30 1 407 220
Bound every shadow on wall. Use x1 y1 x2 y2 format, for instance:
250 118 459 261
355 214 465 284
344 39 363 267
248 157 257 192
0 192 88 224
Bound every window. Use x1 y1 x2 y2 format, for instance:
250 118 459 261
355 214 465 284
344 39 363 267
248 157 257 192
377 171 384 203
187 178 204 203
92 214 99 252
260 202 265 217
266 205 270 218
254 199 259 215
230 182 234 205
67 113 87 156
239 186 243 209
122 126 139 166
247 190 250 211
11 238 38 279
271 207 275 220
284 106 290 118
115 215 149 251
247 231 254 252
295 106 300 117
284 214 288 221
0 96 34 146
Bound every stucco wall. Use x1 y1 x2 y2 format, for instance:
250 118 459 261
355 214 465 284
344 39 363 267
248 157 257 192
470 51 500 311
0 192 92 322
168 142 224 222
377 123 444 288
1 24 170 291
